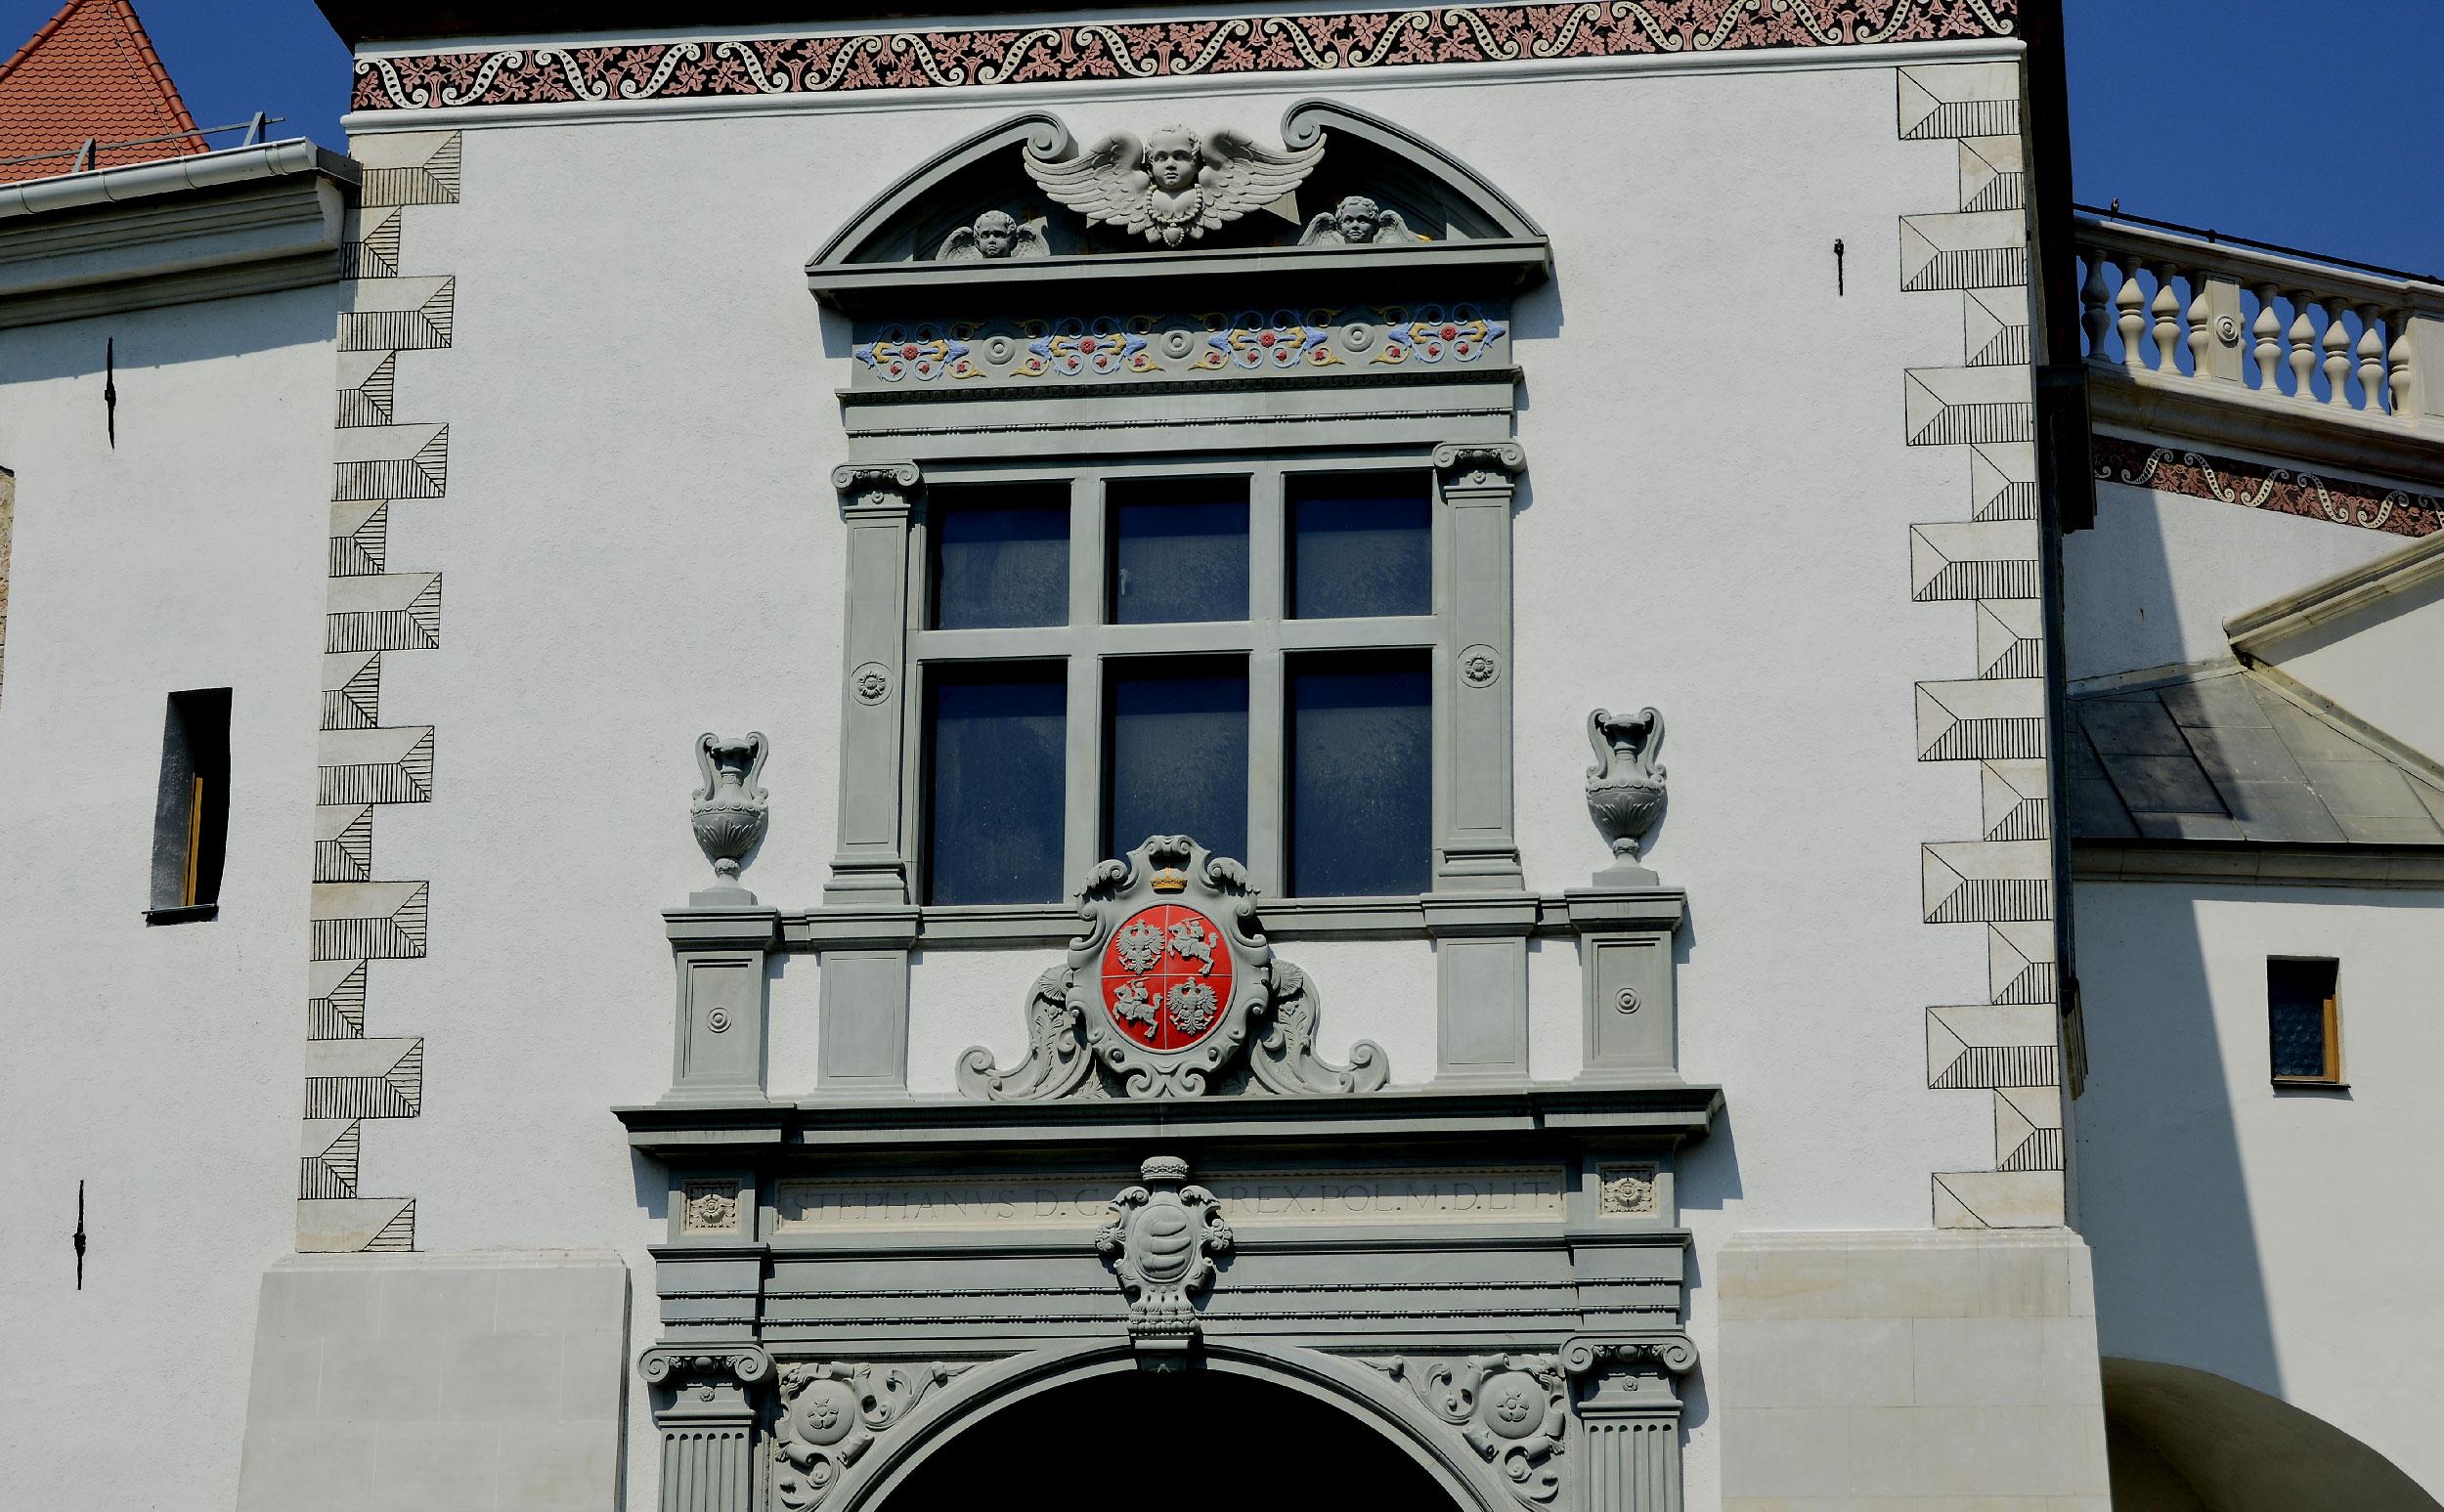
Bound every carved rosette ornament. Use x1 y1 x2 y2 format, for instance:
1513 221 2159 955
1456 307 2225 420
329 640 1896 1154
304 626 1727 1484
1096 1155 1233 1354
1585 707 1666 883
956 834 1387 1100
771 1361 971 1511
1377 1354 1570 1505
690 732 769 898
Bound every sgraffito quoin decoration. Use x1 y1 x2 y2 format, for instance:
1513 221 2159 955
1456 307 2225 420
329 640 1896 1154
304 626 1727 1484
957 834 1388 1100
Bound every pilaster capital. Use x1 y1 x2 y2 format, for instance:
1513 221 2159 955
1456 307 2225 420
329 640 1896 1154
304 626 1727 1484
1431 441 1526 492
833 461 923 516
638 1343 774 1392
1561 1331 1698 1379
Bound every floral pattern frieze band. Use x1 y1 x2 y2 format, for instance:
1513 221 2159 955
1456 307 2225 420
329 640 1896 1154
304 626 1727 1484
2095 434 2441 540
353 2 2018 112
852 305 1507 384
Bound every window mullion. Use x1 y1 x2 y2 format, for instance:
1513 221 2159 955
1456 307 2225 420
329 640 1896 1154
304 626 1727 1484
1066 475 1105 884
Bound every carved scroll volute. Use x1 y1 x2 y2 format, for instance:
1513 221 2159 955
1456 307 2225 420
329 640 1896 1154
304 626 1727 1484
771 1361 971 1512
1584 707 1666 883
1379 1353 1570 1504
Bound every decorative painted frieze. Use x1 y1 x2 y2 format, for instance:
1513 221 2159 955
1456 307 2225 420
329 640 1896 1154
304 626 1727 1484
2093 434 2442 538
850 304 1506 386
353 3 2020 114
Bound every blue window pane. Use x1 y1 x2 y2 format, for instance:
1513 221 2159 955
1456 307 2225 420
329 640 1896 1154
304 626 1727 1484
931 487 1069 629
2267 960 2335 1078
925 665 1066 904
1288 472 1432 619
1106 659 1249 864
1110 477 1248 624
1287 653 1431 897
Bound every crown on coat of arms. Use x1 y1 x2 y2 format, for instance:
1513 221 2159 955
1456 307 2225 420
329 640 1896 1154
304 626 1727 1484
1150 866 1187 892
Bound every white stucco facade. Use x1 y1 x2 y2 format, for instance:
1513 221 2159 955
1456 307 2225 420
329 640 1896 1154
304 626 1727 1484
8 1 2437 1508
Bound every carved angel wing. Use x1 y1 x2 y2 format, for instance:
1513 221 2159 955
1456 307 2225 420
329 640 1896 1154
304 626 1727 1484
1010 223 1051 259
1373 206 1416 243
935 225 982 262
1196 127 1326 229
1297 209 1339 246
1025 131 1149 236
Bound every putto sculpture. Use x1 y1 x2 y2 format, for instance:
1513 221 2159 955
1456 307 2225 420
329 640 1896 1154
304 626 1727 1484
934 208 1048 262
957 834 1387 1101
1026 123 1324 246
1299 193 1414 245
1585 708 1667 884
689 731 769 901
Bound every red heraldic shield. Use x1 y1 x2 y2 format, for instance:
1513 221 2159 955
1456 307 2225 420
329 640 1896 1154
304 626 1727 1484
1099 902 1236 1052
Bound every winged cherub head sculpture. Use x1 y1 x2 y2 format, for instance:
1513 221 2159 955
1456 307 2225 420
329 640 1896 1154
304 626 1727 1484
936 209 1049 262
1299 194 1416 246
1026 124 1326 247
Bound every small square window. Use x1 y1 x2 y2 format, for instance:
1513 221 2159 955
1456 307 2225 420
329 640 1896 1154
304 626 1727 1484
2267 958 2341 1085
1287 651 1432 897
1109 476 1248 625
924 664 1067 904
1287 471 1432 619
1104 657 1249 863
929 485 1069 630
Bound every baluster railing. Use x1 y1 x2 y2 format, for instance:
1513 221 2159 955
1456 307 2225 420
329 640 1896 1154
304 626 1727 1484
2076 211 2444 439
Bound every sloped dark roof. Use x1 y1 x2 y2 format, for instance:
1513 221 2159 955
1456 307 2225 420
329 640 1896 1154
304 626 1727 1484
2072 664 2444 846
0 1 203 184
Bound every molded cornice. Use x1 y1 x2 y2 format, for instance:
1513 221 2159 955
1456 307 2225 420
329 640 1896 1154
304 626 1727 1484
0 140 359 327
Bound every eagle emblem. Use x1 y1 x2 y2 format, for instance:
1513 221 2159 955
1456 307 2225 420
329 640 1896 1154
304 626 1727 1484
1026 124 1324 247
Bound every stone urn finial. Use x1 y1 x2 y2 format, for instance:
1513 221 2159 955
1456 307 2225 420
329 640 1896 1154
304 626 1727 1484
690 731 769 903
1585 707 1666 885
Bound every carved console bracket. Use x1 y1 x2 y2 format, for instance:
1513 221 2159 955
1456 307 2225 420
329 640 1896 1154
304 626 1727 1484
1097 1154 1233 1358
772 1360 972 1511
1374 1352 1570 1506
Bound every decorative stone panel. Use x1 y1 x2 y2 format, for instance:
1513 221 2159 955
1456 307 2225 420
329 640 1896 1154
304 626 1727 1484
1896 63 2064 1230
294 128 461 1254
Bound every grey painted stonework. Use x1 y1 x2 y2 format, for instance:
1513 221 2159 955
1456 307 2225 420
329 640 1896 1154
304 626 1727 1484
622 100 1709 1512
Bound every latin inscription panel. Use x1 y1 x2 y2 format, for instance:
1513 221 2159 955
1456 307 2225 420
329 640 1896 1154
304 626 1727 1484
772 1166 1566 1232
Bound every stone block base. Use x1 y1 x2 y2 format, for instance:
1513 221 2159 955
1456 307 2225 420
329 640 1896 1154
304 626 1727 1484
235 1250 630 1512
1717 1230 2110 1510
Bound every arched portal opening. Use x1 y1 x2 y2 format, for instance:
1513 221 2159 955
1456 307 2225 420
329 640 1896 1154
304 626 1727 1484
2103 1358 2440 1512
877 1365 1468 1507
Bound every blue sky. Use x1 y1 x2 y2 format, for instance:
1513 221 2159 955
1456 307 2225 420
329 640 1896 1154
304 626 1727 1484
5 0 2437 274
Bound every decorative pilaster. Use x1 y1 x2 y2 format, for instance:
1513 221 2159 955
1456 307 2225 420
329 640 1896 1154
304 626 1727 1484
825 463 920 905
1431 442 1526 891
638 1345 773 1512
1563 1334 1697 1512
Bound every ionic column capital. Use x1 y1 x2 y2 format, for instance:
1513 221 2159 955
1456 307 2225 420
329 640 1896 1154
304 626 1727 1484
833 461 923 516
1431 441 1525 493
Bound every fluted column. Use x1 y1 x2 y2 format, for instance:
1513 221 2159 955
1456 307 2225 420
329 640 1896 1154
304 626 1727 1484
1564 1333 1696 1512
639 1346 772 1512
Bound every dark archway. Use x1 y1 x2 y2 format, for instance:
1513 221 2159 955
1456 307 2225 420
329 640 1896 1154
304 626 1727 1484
879 1366 1465 1507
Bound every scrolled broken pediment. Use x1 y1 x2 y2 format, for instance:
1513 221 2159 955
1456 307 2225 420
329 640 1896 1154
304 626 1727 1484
956 835 1389 1102
807 99 1549 314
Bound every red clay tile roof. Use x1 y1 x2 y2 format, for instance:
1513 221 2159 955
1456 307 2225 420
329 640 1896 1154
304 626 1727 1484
0 1 205 184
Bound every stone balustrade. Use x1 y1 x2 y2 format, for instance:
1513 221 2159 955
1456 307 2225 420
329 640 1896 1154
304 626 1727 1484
2078 213 2444 441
